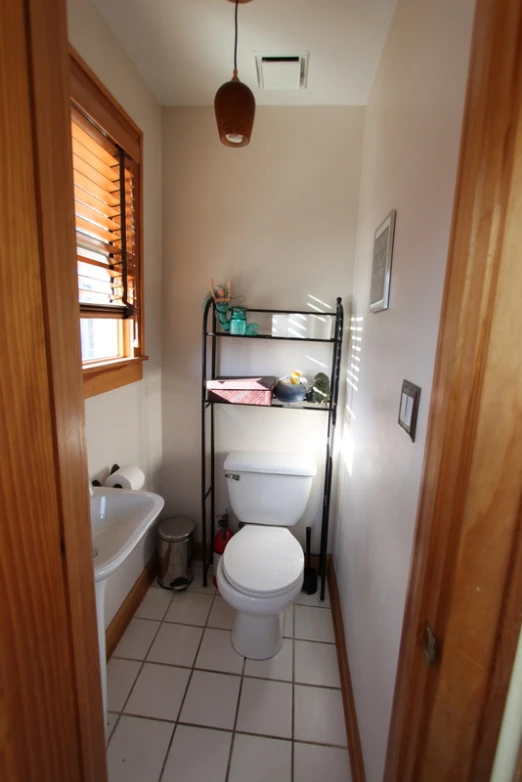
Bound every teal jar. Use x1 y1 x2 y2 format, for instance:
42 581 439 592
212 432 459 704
229 306 247 335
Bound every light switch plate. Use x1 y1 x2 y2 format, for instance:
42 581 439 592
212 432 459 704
398 380 421 441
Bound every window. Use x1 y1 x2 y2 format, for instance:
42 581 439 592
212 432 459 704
69 49 146 397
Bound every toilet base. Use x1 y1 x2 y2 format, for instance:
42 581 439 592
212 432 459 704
232 610 283 660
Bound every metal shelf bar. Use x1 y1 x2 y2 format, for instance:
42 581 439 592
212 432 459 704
207 332 336 344
205 399 332 411
246 308 337 316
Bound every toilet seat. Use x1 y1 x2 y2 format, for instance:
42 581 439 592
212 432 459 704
223 525 304 598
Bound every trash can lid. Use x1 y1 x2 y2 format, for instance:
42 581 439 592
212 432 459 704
159 517 194 542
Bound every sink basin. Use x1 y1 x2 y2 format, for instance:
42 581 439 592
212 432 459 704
90 486 164 738
92 488 164 582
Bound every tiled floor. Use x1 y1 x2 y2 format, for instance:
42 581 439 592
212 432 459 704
106 562 351 782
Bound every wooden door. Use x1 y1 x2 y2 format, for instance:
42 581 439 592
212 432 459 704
0 0 107 779
384 0 522 779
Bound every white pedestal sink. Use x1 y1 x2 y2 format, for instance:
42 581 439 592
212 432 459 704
91 487 164 736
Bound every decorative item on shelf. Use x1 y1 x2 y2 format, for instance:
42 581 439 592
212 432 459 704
305 372 331 405
207 376 275 406
229 306 247 334
229 306 260 336
203 279 232 331
203 280 259 335
274 370 308 405
214 0 256 148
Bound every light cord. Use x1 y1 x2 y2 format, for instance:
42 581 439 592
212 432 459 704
234 0 239 72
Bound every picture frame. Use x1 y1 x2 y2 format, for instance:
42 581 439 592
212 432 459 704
369 209 396 313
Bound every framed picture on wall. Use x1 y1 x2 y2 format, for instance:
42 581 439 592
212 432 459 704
369 209 396 313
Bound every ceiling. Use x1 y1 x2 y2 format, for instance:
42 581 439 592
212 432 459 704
92 0 397 107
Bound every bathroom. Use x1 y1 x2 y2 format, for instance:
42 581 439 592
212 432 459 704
73 0 474 773
5 0 522 780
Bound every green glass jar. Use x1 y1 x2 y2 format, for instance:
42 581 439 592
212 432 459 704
229 306 247 335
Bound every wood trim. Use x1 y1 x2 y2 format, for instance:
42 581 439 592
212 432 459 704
106 555 158 659
24 0 107 778
69 46 142 163
384 1 522 779
328 557 366 782
83 356 146 398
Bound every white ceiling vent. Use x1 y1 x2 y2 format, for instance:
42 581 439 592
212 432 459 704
255 53 309 91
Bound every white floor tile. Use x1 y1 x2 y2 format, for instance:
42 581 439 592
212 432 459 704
107 715 172 782
244 638 293 681
106 712 119 742
180 670 241 730
294 685 347 746
295 584 331 608
295 640 340 688
147 622 203 667
134 584 173 621
107 658 141 712
162 725 232 782
283 605 294 637
124 663 190 721
113 618 160 660
187 562 216 595
228 734 291 782
196 628 244 674
295 605 335 643
207 595 236 629
294 742 351 782
236 677 292 739
164 592 213 626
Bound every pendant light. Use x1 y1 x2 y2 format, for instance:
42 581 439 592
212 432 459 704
214 0 255 147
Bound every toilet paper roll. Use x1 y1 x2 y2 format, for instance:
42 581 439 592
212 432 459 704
104 465 145 490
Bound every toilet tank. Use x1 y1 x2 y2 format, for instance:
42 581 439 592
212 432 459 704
224 451 317 526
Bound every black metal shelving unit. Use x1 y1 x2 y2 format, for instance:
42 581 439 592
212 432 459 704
201 297 344 601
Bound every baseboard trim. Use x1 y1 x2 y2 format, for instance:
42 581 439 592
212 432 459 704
328 556 366 782
105 554 157 660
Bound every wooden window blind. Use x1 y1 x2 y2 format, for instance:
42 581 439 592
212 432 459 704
72 105 139 321
69 47 145 397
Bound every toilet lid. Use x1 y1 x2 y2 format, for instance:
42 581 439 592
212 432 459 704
223 526 304 598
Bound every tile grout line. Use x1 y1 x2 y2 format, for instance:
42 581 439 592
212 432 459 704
107 574 212 748
291 605 296 782
107 586 175 748
224 653 247 782
158 587 219 782
111 587 174 738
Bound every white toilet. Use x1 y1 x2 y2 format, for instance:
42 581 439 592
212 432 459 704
216 451 316 660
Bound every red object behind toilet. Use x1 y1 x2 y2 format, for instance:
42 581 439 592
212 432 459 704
213 512 233 587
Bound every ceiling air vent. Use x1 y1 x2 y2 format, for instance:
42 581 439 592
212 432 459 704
255 53 309 90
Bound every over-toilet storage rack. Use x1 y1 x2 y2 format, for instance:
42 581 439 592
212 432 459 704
201 297 344 601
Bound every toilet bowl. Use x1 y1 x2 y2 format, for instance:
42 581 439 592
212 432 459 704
216 525 304 659
218 450 316 660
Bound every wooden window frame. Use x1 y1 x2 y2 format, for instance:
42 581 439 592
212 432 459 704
69 47 146 398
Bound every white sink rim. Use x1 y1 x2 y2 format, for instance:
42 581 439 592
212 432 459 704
91 486 164 582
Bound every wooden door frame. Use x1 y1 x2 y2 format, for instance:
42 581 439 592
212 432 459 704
0 0 107 778
384 0 522 779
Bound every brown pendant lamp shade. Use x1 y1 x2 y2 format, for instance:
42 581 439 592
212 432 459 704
215 0 256 147
215 70 255 147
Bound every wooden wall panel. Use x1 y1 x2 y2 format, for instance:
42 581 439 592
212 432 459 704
0 1 82 778
25 0 108 778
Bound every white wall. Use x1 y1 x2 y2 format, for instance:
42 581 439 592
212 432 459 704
333 1 476 779
491 626 522 782
67 0 163 626
161 106 364 552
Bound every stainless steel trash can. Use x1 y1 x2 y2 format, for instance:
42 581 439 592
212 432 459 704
157 517 194 591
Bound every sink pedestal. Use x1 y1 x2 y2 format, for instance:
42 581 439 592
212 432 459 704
95 579 108 740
